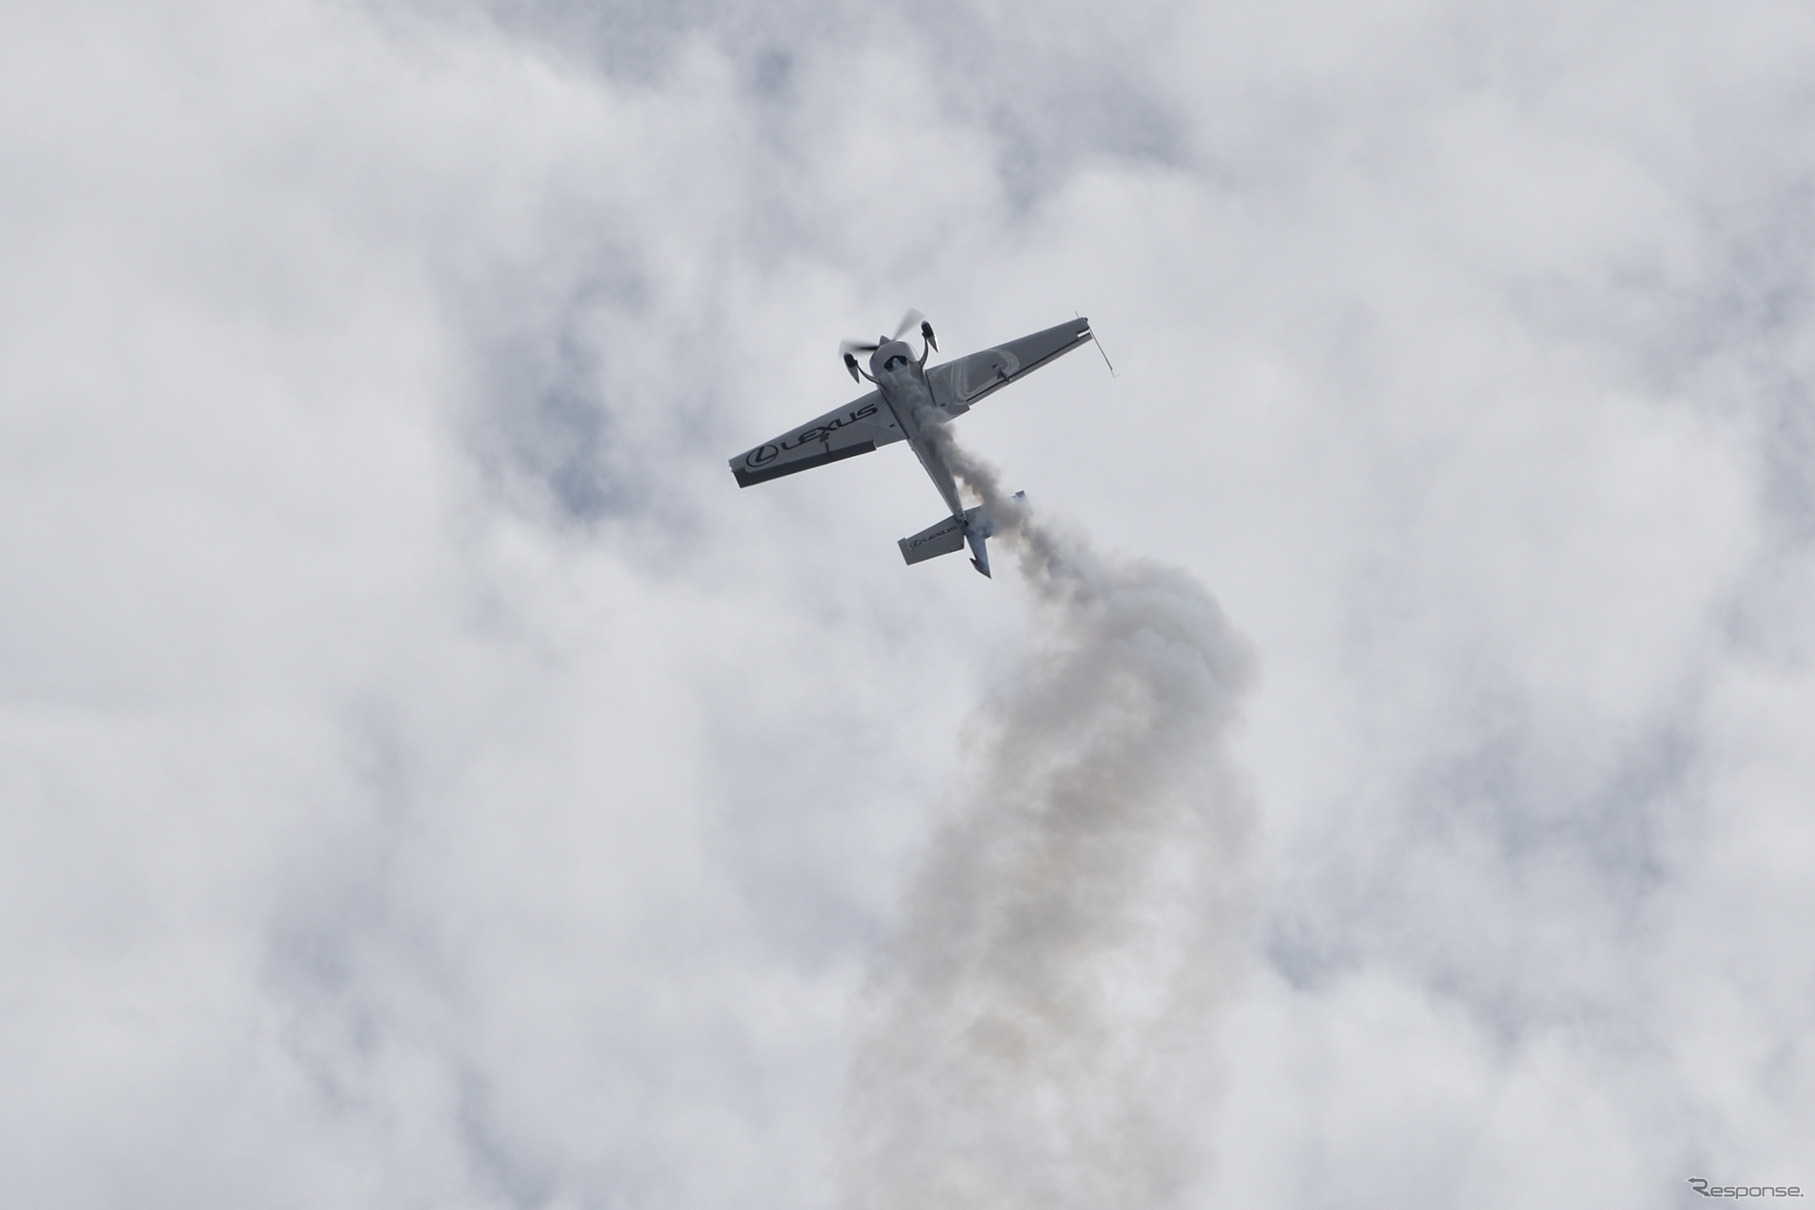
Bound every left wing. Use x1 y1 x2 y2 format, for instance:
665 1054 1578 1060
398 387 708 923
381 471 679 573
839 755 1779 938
730 389 906 487
927 316 1094 417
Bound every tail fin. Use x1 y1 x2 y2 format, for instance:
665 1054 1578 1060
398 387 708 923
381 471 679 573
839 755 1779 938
966 522 992 578
898 493 1022 577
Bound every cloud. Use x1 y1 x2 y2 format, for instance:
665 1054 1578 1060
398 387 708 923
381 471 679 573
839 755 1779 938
2 0 1813 1206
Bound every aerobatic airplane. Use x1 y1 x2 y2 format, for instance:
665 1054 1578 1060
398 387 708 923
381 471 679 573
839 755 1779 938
728 313 1095 577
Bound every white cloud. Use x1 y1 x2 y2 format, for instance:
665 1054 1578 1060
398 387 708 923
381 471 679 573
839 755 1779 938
2 0 1812 1206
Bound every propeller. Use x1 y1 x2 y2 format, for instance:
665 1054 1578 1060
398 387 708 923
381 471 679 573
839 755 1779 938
840 310 935 379
841 310 926 355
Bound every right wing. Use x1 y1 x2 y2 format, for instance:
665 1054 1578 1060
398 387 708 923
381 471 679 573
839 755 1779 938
729 390 905 487
926 317 1094 417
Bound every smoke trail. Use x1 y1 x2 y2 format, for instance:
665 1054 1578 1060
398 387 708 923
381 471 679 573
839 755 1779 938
840 422 1256 1210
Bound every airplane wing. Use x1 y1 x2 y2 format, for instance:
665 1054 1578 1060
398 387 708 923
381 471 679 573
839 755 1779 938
926 316 1094 417
729 389 905 487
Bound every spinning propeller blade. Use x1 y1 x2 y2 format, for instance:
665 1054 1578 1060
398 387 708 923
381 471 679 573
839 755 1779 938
839 310 932 365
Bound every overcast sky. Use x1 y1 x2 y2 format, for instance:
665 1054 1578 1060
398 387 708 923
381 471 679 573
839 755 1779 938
3 0 1813 1206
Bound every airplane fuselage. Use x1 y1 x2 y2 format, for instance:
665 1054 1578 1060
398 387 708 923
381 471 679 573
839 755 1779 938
867 339 965 519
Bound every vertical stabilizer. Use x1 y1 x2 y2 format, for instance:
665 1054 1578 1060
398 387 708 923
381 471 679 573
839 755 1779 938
899 494 1021 578
967 527 992 577
960 497 1016 578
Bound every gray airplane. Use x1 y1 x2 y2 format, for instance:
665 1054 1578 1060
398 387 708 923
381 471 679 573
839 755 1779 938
728 314 1095 577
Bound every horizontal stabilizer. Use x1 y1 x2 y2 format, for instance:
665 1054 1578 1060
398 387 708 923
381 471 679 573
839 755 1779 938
901 500 1016 573
899 514 967 565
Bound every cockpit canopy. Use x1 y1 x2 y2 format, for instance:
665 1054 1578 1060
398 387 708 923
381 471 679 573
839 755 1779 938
870 340 916 377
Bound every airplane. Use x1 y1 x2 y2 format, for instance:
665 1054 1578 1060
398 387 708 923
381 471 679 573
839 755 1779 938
728 313 1096 576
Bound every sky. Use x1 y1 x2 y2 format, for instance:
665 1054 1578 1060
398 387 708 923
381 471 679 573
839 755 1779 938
2 0 1813 1206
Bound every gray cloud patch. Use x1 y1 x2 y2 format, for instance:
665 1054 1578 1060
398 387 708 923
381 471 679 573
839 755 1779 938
468 263 655 525
492 330 630 522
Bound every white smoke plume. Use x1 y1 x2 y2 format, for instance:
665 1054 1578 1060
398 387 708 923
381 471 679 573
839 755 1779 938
840 421 1257 1210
